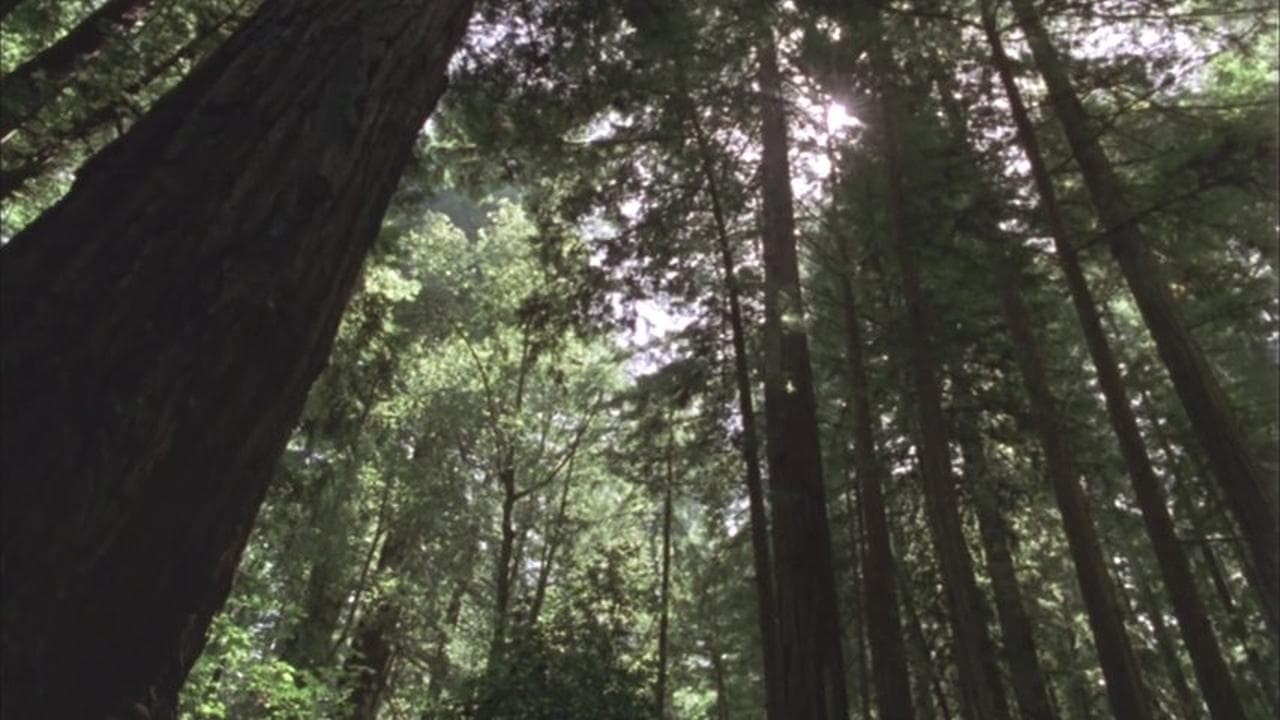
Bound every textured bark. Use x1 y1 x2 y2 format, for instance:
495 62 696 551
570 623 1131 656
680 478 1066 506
689 95 783 718
996 258 1156 720
980 8 1255 717
839 236 914 720
0 1 476 717
866 25 1011 720
1008 0 1280 631
757 34 849 720
955 416 1057 720
0 0 160 138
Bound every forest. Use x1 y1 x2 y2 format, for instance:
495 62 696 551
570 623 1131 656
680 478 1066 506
0 0 1276 719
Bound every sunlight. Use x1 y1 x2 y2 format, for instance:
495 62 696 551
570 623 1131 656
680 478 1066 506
825 101 861 134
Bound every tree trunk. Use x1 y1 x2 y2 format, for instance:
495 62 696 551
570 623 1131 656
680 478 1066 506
843 483 873 720
955 413 1057 720
866 23 1011 720
994 256 1156 720
839 234 914 720
1007 0 1280 630
0 0 160 139
529 455 575 626
0 1 475 717
656 432 675 720
757 33 849 720
426 580 468 704
343 531 408 720
2 3 241 203
979 8 1256 717
688 93 784 718
490 462 517 661
1137 573 1204 719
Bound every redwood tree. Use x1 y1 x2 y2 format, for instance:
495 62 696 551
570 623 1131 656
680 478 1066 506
0 1 475 717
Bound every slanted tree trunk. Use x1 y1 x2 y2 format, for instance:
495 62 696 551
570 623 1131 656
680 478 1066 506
688 94 784 718
954 411 1057 720
0 1 476 717
1007 0 1280 630
839 231 914 720
865 20 1011 720
980 7 1256 716
0 0 161 139
994 255 1156 720
757 32 849 720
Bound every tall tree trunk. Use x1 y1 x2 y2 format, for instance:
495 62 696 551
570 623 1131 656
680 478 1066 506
656 429 675 720
490 461 518 662
994 257 1156 720
954 411 1057 720
688 95 784 718
1006 0 1280 629
1137 573 1204 719
843 483 874 720
865 22 1011 720
0 0 161 139
343 527 409 720
529 455 575 626
839 234 914 720
756 32 849 720
2 3 243 203
0 2 476 717
898 564 950 720
980 7 1257 716
426 579 469 704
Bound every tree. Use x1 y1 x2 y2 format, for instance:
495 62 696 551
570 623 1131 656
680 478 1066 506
757 29 850 720
0 1 475 716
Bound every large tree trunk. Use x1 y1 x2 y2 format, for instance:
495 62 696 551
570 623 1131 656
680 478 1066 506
839 234 914 720
866 24 1011 720
0 0 161 140
954 412 1056 720
1006 0 1280 630
757 34 849 720
688 95 784 718
980 8 1255 717
0 1 475 717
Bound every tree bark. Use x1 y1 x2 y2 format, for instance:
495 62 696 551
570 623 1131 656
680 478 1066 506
0 1 475 717
980 8 1256 717
687 92 784 718
1007 0 1280 630
866 22 1011 720
0 0 160 139
757 33 849 720
839 233 914 720
954 413 1057 720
